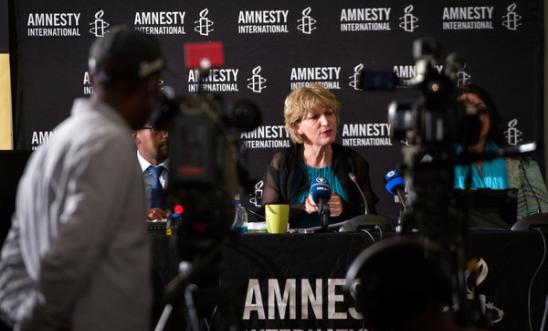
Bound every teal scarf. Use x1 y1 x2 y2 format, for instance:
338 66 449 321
298 165 348 203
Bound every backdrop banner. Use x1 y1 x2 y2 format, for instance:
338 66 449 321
10 0 545 218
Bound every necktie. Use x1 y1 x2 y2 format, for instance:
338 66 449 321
148 165 164 209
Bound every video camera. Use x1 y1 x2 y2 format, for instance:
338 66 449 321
350 38 488 328
151 42 261 331
151 42 261 261
359 38 483 236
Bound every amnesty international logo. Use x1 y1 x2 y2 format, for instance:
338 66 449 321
457 65 471 87
342 122 392 147
26 13 81 37
399 5 419 32
290 66 341 90
465 258 505 325
133 11 186 35
237 10 289 34
249 180 264 208
194 8 214 36
505 118 523 146
297 7 317 34
247 66 267 93
349 63 364 91
187 68 239 92
83 71 92 95
502 3 522 31
89 10 109 37
240 125 291 149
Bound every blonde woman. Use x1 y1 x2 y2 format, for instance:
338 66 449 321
262 84 378 228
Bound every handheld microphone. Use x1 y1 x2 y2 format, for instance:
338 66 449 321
348 172 369 214
384 169 407 209
310 177 331 231
310 177 331 217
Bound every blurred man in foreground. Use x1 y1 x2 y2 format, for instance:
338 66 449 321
0 25 166 331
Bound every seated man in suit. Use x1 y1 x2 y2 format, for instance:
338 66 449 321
135 123 169 220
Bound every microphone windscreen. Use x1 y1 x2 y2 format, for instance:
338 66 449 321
384 169 405 195
310 177 331 204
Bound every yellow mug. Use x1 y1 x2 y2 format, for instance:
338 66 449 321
265 204 290 234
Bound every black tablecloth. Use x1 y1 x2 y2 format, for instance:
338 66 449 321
150 229 548 331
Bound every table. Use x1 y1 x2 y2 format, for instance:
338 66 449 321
150 229 548 331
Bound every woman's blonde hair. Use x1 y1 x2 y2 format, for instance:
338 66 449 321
284 84 341 144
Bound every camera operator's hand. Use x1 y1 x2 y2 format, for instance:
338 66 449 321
147 208 167 221
328 193 343 217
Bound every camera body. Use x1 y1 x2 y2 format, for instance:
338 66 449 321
152 88 259 263
166 95 240 261
355 38 485 327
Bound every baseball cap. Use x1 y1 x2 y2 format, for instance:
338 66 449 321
88 25 166 84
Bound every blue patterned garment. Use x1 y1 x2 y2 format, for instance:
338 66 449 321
454 141 508 190
298 165 349 203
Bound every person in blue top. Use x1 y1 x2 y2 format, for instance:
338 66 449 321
455 83 548 220
454 84 509 190
261 84 378 228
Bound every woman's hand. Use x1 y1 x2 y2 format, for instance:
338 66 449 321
304 193 343 217
304 194 317 214
328 193 343 217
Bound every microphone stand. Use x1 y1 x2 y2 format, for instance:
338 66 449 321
317 200 332 233
394 191 407 233
395 207 404 233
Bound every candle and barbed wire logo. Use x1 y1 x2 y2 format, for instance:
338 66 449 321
505 118 523 146
457 65 472 87
249 180 264 207
194 8 214 36
465 258 505 325
246 66 267 93
297 7 317 34
502 3 522 31
349 63 364 91
399 5 419 32
89 10 109 37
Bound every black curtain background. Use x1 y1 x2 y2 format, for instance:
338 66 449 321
6 0 546 220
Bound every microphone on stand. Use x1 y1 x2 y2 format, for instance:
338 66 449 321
310 177 331 231
340 172 392 233
348 172 369 214
384 169 407 233
384 169 407 209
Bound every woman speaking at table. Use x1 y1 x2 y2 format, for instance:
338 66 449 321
261 84 378 229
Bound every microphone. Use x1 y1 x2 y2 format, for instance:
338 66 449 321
348 172 369 214
342 172 393 233
310 177 331 217
384 169 407 209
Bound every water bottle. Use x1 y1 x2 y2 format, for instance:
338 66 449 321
231 194 248 233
